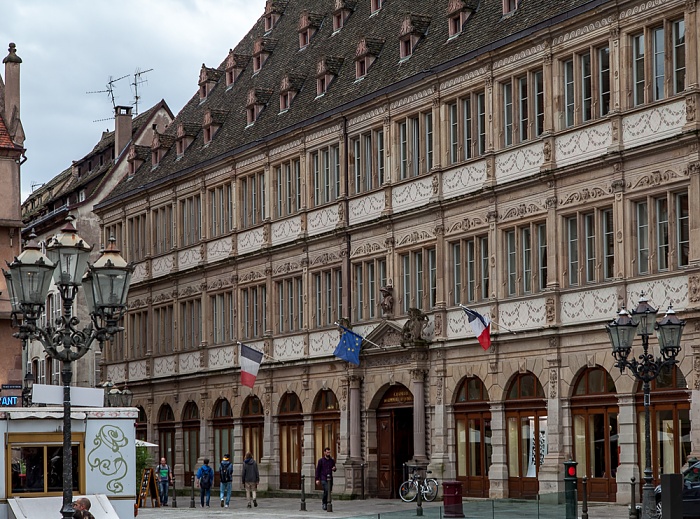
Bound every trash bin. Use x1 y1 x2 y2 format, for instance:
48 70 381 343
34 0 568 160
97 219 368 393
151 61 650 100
442 481 465 518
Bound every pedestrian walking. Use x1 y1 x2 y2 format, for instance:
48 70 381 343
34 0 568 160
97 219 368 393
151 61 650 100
219 453 233 508
315 447 336 511
242 451 260 509
155 457 173 506
195 458 214 507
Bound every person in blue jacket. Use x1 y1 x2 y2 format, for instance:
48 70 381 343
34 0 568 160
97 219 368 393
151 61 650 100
195 458 215 507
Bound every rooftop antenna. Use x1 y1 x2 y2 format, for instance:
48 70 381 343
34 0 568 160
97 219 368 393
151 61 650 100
131 68 153 116
87 74 129 122
30 181 44 192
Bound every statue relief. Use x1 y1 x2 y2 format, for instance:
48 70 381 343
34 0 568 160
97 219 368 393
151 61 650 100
401 308 428 347
380 285 394 317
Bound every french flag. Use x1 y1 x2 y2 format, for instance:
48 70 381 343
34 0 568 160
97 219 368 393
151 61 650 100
240 343 264 388
462 306 491 350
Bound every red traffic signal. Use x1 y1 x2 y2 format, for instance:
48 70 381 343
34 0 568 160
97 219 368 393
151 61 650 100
567 466 576 477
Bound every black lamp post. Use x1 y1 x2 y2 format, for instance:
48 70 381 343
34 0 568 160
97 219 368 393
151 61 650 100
22 371 34 407
102 380 134 407
4 218 133 519
606 294 684 519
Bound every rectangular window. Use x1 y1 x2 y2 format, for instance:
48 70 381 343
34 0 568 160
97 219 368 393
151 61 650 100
452 236 489 304
274 159 300 218
154 205 173 255
210 292 234 345
518 76 529 142
449 102 459 164
504 224 545 297
599 46 611 116
653 27 665 101
637 201 649 274
602 209 614 280
501 70 543 146
452 242 461 304
564 59 575 127
313 268 342 326
503 82 513 146
562 49 609 127
446 91 487 163
241 284 267 339
398 112 431 179
633 34 645 106
180 194 202 246
673 20 686 95
401 248 434 312
277 276 303 333
312 145 340 206
128 309 148 358
209 184 232 237
350 129 385 193
180 299 201 350
153 304 174 354
636 191 689 275
581 52 592 122
677 192 689 267
354 258 386 320
567 217 579 286
477 93 486 155
127 213 147 262
534 70 545 136
657 197 669 271
584 213 596 282
240 172 265 228
425 112 433 171
463 97 473 159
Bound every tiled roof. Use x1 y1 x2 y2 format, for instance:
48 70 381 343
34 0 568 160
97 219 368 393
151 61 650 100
100 0 603 205
0 113 16 150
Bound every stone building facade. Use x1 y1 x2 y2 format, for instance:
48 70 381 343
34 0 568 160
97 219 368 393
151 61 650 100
94 0 700 504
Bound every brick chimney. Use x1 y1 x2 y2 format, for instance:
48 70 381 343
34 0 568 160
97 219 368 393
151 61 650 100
2 42 22 145
114 105 133 158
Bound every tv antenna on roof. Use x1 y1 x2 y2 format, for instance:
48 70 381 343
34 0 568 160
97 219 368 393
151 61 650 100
131 68 154 116
86 74 129 109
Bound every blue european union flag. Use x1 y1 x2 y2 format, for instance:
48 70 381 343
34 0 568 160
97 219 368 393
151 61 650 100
333 327 363 365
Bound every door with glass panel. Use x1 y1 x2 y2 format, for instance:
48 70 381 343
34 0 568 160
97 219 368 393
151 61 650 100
313 390 340 490
635 365 691 491
454 376 492 498
213 398 234 485
157 404 176 478
242 396 264 463
505 373 546 499
571 367 618 502
279 392 303 489
182 401 200 486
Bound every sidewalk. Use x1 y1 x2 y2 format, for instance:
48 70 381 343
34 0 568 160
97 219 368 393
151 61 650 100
135 497 631 518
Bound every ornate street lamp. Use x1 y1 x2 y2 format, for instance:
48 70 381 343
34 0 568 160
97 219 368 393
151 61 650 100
5 218 133 519
22 371 34 407
606 294 684 519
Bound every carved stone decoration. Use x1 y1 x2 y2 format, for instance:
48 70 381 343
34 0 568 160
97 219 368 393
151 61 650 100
380 285 394 318
431 175 439 194
689 275 700 303
436 372 443 405
401 308 429 347
434 313 443 337
687 96 696 122
694 355 700 390
338 201 345 223
546 297 555 323
549 368 558 398
543 140 551 162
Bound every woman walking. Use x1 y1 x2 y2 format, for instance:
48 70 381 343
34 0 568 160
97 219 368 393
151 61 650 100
241 452 260 508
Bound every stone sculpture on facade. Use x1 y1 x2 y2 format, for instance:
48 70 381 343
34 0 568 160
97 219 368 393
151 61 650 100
401 308 428 348
380 285 394 318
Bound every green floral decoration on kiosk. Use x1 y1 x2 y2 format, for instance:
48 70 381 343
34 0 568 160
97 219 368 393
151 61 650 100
87 425 129 493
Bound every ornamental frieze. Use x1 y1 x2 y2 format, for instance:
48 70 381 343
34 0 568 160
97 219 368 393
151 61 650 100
396 229 433 247
351 242 383 257
310 251 340 265
239 269 265 283
558 186 608 206
628 169 682 190
499 203 543 222
447 216 485 234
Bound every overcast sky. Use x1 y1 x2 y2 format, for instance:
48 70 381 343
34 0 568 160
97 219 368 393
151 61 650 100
2 0 266 202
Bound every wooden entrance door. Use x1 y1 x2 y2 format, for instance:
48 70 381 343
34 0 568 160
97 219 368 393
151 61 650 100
377 407 414 498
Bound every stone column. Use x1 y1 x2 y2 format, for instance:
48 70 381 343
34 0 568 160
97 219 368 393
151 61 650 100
615 393 639 505
488 401 508 499
349 376 362 460
427 365 449 479
538 358 568 497
411 368 428 464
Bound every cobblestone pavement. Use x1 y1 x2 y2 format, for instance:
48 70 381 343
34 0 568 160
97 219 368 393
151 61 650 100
135 497 631 518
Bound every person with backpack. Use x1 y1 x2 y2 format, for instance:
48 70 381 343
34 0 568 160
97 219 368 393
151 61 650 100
195 458 214 507
219 454 233 508
155 457 173 506
242 451 260 508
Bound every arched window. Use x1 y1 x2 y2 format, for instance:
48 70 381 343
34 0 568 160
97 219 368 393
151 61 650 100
242 396 263 463
571 367 618 502
157 404 175 469
136 406 148 441
182 402 200 485
279 392 303 489
505 372 546 499
454 376 491 498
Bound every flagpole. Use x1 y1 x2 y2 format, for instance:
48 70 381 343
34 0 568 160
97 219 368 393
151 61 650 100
458 304 517 334
236 341 286 364
333 322 385 350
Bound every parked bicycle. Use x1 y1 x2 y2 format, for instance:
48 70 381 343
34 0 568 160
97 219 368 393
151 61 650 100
399 469 439 503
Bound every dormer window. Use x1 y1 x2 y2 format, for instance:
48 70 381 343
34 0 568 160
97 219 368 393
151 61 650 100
279 74 304 112
447 0 476 37
225 50 250 86
399 14 431 60
503 0 518 15
151 130 174 167
355 37 384 79
264 0 288 32
371 0 383 14
127 145 146 177
253 37 278 74
198 65 222 100
316 57 344 97
175 122 199 157
298 11 323 49
203 109 228 145
246 88 273 125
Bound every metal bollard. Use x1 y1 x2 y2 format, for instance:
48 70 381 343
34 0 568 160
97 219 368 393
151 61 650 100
629 477 637 519
190 476 195 508
327 473 333 513
361 463 366 500
581 477 588 519
416 474 423 517
300 473 306 511
172 477 178 508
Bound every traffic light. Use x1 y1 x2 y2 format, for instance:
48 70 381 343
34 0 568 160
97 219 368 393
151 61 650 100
563 460 578 482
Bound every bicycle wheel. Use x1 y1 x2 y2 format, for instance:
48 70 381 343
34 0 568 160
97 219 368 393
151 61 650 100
422 479 439 502
399 480 418 502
